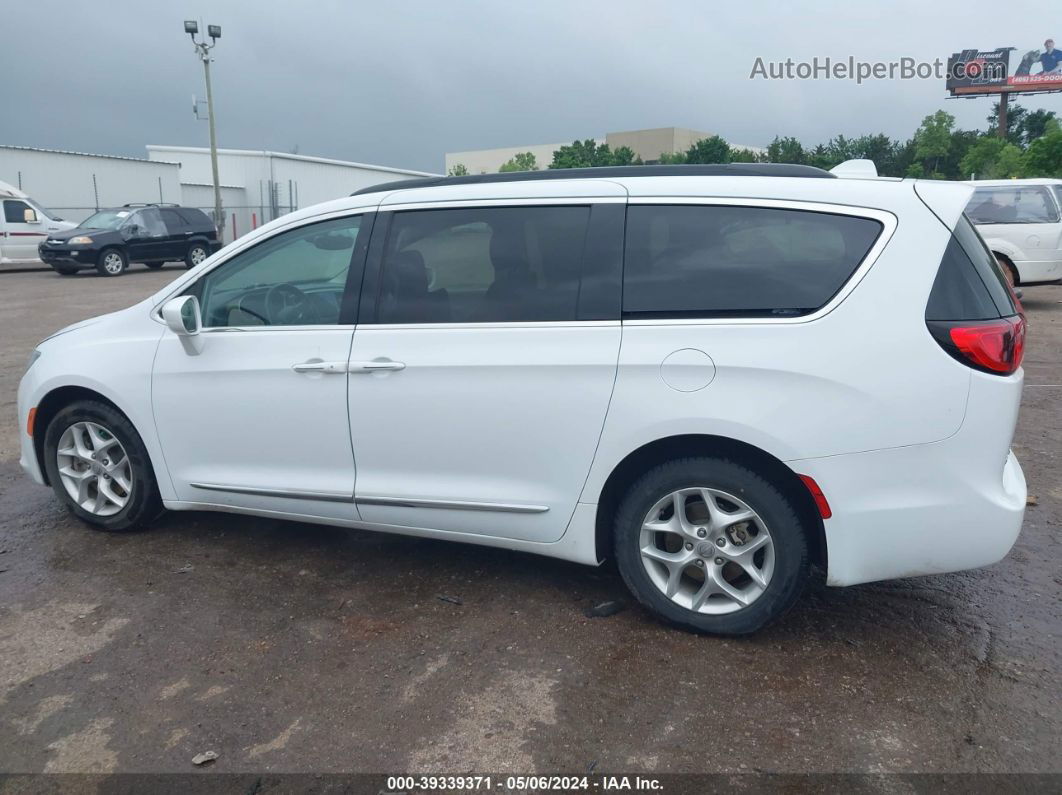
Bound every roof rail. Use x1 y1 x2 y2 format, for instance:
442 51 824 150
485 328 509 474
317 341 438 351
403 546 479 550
121 202 181 208
352 163 835 196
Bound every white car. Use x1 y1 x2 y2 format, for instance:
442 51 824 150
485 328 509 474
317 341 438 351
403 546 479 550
965 178 1062 285
0 180 76 267
17 164 1028 635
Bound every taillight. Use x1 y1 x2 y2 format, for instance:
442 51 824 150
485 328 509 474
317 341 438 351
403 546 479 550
928 315 1026 375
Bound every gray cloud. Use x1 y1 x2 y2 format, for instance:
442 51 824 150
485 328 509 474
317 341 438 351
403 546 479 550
4 0 1061 172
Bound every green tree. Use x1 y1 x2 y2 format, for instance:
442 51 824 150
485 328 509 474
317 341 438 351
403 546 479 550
729 148 764 163
549 139 616 169
609 145 640 165
987 102 1028 145
498 152 539 172
684 135 732 164
766 136 807 164
1022 109 1058 145
912 110 955 177
1022 119 1062 177
942 129 979 179
448 163 469 177
960 136 1024 178
657 151 687 164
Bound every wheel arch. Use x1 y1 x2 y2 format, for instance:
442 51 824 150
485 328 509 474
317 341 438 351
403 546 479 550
991 251 1020 286
33 386 135 487
593 434 827 570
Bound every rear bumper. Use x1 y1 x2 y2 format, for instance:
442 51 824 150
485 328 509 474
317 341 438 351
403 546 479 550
793 367 1025 586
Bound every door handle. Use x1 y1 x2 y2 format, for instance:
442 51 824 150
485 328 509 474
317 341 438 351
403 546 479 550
349 359 406 373
292 361 347 374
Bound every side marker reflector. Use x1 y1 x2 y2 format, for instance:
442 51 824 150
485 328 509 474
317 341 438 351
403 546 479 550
27 407 37 437
798 474 832 519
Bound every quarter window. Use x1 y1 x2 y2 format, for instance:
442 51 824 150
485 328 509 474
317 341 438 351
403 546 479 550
965 186 1060 224
376 206 590 324
191 215 363 327
623 205 883 317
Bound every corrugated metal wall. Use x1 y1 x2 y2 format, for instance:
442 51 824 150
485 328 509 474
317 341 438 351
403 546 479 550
0 146 182 224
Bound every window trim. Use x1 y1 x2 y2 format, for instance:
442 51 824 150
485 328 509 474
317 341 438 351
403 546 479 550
151 209 374 331
360 200 621 328
621 197 897 326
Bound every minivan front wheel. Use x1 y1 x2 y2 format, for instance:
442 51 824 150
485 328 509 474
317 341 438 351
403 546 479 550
96 248 127 276
614 457 808 635
42 400 162 532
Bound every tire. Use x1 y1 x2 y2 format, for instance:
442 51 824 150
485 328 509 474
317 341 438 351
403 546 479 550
145 262 165 270
96 247 127 277
42 400 163 532
995 254 1019 287
53 266 78 276
613 457 809 636
185 243 209 269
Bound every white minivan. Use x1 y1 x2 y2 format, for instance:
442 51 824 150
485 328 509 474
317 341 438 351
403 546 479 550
965 178 1062 285
17 164 1028 635
0 180 76 267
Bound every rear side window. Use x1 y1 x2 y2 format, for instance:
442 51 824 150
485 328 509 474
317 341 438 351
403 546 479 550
926 215 1018 321
623 205 883 317
965 186 1060 224
182 208 213 229
159 208 187 233
376 205 590 324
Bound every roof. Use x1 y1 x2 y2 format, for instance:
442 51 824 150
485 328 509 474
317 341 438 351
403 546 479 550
146 145 438 177
352 163 834 196
0 144 180 166
967 178 1062 187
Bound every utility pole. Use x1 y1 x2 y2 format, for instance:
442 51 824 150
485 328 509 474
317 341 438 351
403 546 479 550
185 20 223 237
997 92 1009 139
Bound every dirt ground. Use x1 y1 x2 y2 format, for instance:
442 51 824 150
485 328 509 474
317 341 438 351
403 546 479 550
0 264 1058 777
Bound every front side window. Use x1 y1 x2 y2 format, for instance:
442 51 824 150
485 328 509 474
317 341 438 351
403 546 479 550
191 215 362 327
376 205 590 324
965 186 1061 224
3 199 33 224
623 204 883 318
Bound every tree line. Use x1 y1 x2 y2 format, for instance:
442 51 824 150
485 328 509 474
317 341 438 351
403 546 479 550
448 102 1062 179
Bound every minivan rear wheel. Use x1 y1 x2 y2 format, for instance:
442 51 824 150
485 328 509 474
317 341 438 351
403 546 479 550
42 400 162 532
613 457 808 635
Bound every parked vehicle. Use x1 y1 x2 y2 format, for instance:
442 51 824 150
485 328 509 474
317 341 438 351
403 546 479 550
0 180 76 267
38 203 221 276
17 164 1027 635
965 178 1062 285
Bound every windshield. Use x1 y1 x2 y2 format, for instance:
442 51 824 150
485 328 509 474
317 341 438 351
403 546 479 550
79 209 133 230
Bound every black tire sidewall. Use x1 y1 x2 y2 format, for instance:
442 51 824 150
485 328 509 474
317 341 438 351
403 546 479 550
96 247 127 277
614 457 808 635
42 401 161 532
185 244 208 269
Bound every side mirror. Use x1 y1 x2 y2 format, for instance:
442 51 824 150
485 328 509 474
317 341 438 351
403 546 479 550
23 208 39 223
161 295 202 336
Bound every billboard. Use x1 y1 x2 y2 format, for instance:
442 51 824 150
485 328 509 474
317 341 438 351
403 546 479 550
947 40 1062 95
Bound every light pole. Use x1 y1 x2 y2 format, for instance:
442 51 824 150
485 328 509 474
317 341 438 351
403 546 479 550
184 20 223 238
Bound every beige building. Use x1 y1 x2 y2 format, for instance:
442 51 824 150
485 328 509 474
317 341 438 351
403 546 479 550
445 127 764 174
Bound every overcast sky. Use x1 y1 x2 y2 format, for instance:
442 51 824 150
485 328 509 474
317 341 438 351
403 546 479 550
4 0 1061 173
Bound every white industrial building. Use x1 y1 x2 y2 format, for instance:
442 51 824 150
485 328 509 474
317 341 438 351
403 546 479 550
0 144 436 243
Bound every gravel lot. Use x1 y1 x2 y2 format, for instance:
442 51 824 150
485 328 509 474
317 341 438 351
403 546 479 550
0 264 1058 776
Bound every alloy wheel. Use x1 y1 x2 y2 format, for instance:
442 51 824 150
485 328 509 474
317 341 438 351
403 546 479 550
639 487 775 615
56 421 132 516
190 246 207 265
102 252 124 274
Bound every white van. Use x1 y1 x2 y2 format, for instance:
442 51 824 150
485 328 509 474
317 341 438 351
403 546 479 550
0 180 76 267
965 178 1062 285
18 164 1027 635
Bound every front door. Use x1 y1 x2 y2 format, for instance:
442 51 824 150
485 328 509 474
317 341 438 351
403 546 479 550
3 199 49 260
347 202 623 543
152 212 370 520
124 208 169 262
